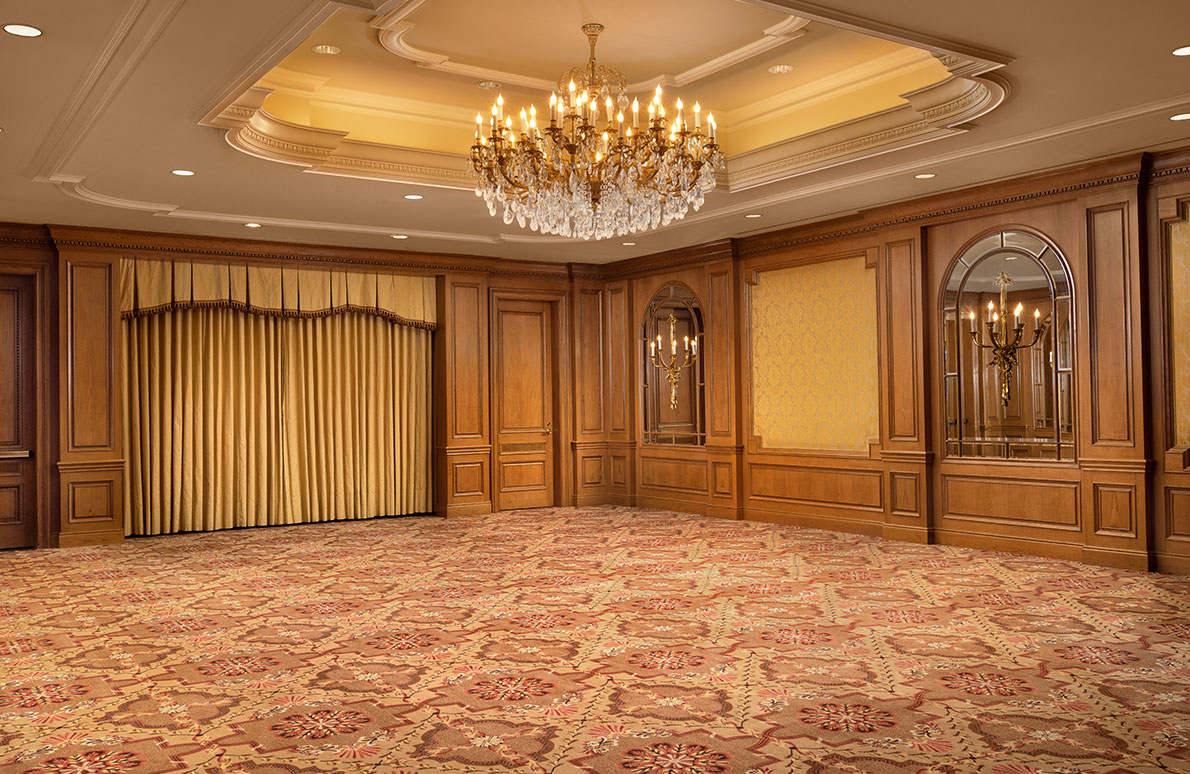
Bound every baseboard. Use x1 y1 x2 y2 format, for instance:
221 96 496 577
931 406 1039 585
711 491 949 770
881 524 931 544
1155 552 1190 575
441 501 493 518
743 506 883 536
934 529 1082 561
706 505 744 521
58 530 123 547
1081 546 1152 572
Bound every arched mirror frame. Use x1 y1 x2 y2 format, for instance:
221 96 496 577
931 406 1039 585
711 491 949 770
940 226 1076 461
641 283 706 446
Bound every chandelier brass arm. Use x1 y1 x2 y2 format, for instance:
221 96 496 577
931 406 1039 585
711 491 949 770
469 24 723 240
968 271 1049 407
649 313 698 410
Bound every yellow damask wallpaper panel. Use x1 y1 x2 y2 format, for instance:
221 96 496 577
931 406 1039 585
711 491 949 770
750 256 879 451
1172 217 1190 446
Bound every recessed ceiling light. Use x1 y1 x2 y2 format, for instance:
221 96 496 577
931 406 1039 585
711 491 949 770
390 234 408 239
1172 113 1190 121
767 64 793 74
403 194 423 200
244 223 262 228
476 80 501 89
171 169 195 176
3 24 42 37
311 44 340 55
744 213 762 219
622 241 636 246
914 172 936 179
1173 45 1190 56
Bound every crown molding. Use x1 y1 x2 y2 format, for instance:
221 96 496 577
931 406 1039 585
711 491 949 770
26 0 187 182
725 47 934 130
743 0 1012 72
41 224 577 278
725 71 1005 191
42 174 580 247
372 2 811 94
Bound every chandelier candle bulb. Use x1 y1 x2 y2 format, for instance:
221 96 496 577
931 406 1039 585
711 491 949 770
1034 308 1041 328
469 24 723 239
694 102 701 129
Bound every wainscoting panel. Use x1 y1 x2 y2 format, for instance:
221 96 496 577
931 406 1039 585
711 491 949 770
748 462 883 511
939 474 1081 537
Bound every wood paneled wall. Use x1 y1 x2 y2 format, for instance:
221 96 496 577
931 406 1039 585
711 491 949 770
2 147 1188 572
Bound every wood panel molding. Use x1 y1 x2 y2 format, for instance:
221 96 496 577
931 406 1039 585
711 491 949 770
748 462 883 511
1084 201 1137 449
940 475 1080 532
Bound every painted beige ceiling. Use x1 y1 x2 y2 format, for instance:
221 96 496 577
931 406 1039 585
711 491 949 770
1 0 1189 263
257 6 947 155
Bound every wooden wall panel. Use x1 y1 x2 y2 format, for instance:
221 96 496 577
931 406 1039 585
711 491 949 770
55 248 122 546
434 274 492 517
1151 181 1190 573
449 281 487 441
940 475 1080 533
707 266 733 440
749 463 882 510
65 262 115 453
640 453 708 494
1086 204 1135 447
576 288 604 436
884 239 922 444
606 283 630 436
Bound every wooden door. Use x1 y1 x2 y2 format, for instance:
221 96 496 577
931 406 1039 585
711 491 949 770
492 298 555 509
0 274 37 548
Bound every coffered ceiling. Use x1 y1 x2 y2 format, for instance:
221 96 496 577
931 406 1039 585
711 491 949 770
1 0 1188 262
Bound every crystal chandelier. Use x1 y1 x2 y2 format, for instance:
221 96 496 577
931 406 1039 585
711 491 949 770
469 23 724 240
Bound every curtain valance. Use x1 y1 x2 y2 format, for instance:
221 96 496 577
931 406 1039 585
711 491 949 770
119 259 437 329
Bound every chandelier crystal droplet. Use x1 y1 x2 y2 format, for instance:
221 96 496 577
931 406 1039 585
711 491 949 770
469 23 724 241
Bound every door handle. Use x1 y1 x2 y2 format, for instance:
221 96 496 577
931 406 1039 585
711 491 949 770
0 450 31 459
545 424 552 435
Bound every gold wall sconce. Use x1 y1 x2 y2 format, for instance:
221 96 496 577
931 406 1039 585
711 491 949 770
649 312 698 409
969 271 1049 406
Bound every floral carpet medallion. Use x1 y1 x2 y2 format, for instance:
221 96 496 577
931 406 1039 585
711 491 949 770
1 505 1188 772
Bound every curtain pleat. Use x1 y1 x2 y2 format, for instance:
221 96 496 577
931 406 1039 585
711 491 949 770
121 306 432 536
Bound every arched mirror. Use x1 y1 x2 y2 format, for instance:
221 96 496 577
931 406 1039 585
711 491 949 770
642 284 705 445
942 229 1074 460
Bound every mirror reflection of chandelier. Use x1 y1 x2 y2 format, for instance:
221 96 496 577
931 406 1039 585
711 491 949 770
968 271 1049 407
469 23 724 240
649 313 698 410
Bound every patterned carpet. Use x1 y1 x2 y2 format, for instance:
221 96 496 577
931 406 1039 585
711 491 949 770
1 506 1188 774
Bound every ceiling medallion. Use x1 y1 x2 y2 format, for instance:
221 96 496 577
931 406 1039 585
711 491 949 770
469 23 723 240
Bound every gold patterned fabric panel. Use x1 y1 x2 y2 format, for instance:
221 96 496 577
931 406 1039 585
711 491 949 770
1173 217 1190 446
751 256 878 451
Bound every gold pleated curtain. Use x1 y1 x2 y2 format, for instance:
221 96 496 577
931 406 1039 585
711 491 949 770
120 259 435 536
